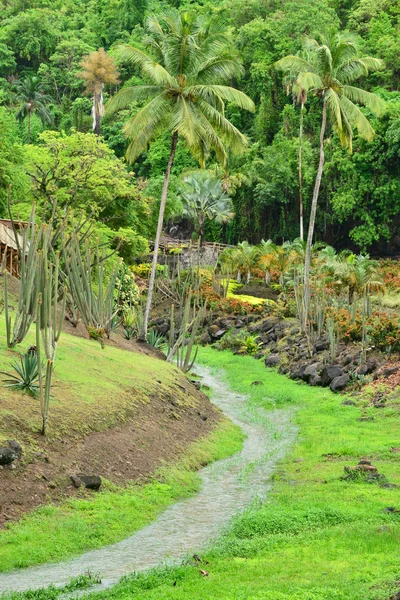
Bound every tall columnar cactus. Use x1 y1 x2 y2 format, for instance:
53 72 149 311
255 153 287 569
5 204 53 347
63 233 120 337
36 250 66 435
167 292 205 373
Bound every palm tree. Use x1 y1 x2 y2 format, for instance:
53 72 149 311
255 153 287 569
14 76 53 144
275 31 385 313
181 171 234 246
258 239 276 285
78 48 120 135
106 11 255 339
236 241 260 284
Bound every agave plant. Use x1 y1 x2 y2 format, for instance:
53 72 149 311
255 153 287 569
237 334 262 356
147 329 167 352
1 351 43 397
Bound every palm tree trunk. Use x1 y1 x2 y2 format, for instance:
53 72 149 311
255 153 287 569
299 100 304 241
27 111 31 145
140 132 178 341
303 100 327 317
93 90 102 135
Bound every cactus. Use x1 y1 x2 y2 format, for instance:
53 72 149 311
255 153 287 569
5 204 53 347
36 249 66 435
63 233 121 337
167 292 205 373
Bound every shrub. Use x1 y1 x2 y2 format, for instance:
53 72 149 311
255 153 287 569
1 350 42 396
237 334 263 356
368 312 400 352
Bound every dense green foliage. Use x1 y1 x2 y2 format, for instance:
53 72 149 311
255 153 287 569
1 0 400 253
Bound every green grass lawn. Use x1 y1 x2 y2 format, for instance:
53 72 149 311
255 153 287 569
43 347 398 600
0 418 243 572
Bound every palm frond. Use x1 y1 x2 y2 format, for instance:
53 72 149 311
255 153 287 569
340 95 375 143
106 85 163 114
195 57 243 84
189 85 255 111
123 94 172 163
117 45 179 87
275 55 316 74
343 85 386 116
296 71 323 92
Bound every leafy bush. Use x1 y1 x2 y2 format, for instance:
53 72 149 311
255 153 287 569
368 313 400 352
237 334 262 356
1 350 42 396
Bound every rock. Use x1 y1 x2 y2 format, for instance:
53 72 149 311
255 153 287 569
342 399 356 406
321 365 343 387
309 375 322 386
7 441 22 458
213 329 227 340
367 357 379 373
0 447 19 466
77 474 102 491
70 475 82 488
315 339 329 352
380 482 399 489
191 380 201 390
199 331 212 344
390 592 400 600
265 354 280 367
251 381 264 386
303 362 321 382
383 365 399 378
156 322 169 335
329 374 350 392
235 319 245 328
357 363 369 376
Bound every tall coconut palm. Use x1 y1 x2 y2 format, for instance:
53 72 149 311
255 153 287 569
78 48 120 135
106 11 254 339
181 171 234 246
275 31 385 315
14 76 53 144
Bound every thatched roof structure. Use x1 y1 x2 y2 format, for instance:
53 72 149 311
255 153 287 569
0 219 27 277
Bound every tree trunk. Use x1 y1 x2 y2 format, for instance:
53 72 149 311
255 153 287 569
140 132 178 341
93 86 104 135
299 100 304 241
27 111 31 145
303 100 327 318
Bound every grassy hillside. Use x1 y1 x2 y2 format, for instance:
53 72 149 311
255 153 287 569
48 348 399 600
0 298 244 570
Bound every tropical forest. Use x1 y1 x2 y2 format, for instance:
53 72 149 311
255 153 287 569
0 0 399 598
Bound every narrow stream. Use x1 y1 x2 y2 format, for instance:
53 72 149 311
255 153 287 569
0 365 296 595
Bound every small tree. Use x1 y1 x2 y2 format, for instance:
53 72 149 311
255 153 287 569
181 171 234 246
14 76 53 144
78 48 120 135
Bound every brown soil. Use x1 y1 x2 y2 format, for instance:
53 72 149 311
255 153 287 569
0 381 221 527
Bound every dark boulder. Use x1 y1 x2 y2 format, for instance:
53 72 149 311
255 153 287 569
357 363 369 376
77 474 102 490
309 374 322 386
0 441 22 465
330 374 350 392
315 339 329 352
303 362 321 382
7 440 22 458
156 322 169 335
265 354 280 367
321 365 343 387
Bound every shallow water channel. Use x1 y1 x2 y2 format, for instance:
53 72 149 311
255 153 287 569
0 364 296 595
